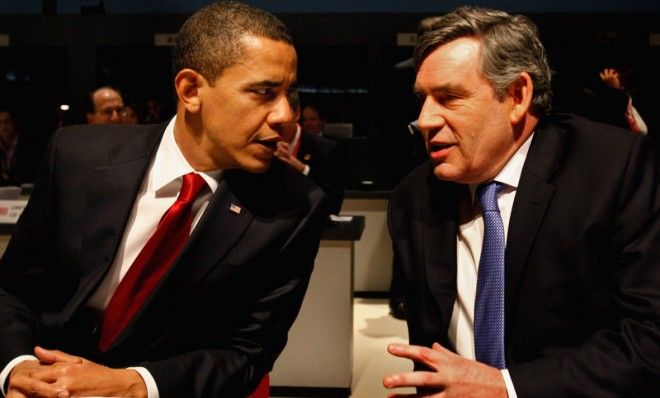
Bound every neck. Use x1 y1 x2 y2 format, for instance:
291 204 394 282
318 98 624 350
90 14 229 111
173 111 218 172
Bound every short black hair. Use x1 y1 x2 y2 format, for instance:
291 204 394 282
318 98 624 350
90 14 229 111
172 1 293 84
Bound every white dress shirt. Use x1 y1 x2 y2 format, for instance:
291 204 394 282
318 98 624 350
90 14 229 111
288 124 310 176
1 116 220 398
448 134 534 398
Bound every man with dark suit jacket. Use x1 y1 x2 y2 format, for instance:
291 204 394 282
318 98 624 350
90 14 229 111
383 6 660 397
275 91 344 214
0 2 328 397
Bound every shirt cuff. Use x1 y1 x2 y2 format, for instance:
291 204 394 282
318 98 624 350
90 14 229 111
500 369 518 398
128 367 160 398
302 164 310 176
1 355 38 396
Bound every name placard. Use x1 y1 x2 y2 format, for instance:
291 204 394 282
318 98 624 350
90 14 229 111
0 200 28 223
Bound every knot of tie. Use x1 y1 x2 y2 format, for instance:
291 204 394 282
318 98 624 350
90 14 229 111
178 173 206 205
477 181 502 213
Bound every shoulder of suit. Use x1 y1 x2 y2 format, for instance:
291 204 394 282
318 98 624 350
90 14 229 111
304 133 339 150
225 158 326 205
537 113 644 154
57 122 164 139
390 161 434 202
54 123 165 152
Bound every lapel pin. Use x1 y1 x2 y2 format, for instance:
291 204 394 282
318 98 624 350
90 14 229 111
229 203 242 214
303 154 312 161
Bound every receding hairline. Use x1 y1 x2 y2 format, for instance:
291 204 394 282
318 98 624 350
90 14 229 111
414 36 488 88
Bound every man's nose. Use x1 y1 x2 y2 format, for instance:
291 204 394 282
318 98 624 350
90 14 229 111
270 95 295 125
416 97 445 133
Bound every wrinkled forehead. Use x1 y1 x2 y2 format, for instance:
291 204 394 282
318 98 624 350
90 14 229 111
415 37 484 91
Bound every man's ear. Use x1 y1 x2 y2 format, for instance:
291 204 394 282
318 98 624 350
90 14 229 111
174 69 205 113
86 112 94 124
509 72 534 124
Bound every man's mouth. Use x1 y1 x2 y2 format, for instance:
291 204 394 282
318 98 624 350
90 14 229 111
429 142 453 152
255 136 280 150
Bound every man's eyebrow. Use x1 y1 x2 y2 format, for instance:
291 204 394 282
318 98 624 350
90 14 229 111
245 80 282 89
413 82 466 97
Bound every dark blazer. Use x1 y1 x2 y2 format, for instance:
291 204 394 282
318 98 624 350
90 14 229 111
296 132 345 215
389 114 660 397
0 123 329 397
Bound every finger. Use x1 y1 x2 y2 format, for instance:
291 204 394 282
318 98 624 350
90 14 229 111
34 347 82 364
6 392 29 398
384 371 446 390
9 373 70 398
387 344 443 369
387 393 442 398
430 342 453 355
6 390 29 398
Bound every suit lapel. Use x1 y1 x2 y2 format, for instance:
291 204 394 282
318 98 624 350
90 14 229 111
107 170 257 350
160 176 255 293
505 120 565 314
297 133 313 163
423 174 461 333
61 124 164 321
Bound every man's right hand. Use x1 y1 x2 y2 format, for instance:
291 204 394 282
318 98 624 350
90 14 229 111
7 347 147 398
7 357 75 398
274 142 307 173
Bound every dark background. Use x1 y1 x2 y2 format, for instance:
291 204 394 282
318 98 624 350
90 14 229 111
1 1 658 189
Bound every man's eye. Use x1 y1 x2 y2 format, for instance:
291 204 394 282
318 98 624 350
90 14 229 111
439 94 459 104
255 88 272 96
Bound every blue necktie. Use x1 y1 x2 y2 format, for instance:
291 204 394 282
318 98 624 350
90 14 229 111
474 181 506 369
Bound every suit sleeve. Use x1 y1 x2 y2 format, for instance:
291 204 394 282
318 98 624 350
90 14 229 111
0 129 59 369
508 137 660 397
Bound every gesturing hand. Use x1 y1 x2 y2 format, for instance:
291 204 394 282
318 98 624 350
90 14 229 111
383 342 508 398
274 142 307 173
599 68 623 90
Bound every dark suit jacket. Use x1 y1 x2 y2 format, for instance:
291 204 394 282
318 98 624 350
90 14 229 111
296 133 344 214
389 114 660 397
0 123 329 397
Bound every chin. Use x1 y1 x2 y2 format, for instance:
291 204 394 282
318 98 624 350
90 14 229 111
242 158 272 173
432 164 465 183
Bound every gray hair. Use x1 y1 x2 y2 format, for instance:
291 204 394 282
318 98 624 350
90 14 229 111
414 6 552 116
173 1 292 84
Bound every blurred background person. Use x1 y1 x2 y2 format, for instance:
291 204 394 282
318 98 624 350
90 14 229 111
0 108 19 186
85 85 126 124
276 91 345 214
122 102 139 124
554 32 651 135
301 103 326 136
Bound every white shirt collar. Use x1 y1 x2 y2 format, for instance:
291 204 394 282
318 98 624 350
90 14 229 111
493 132 533 190
468 132 534 198
149 115 221 194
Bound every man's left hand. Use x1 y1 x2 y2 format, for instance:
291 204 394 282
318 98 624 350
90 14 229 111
383 342 508 398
